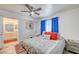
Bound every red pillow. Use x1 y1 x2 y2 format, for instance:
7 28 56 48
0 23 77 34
44 32 58 40
50 32 58 40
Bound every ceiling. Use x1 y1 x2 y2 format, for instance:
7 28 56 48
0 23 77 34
0 4 79 19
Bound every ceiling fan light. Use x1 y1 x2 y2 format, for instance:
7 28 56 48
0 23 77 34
31 12 34 15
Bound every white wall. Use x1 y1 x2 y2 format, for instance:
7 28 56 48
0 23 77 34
34 20 41 35
0 16 3 48
19 19 37 41
54 8 79 40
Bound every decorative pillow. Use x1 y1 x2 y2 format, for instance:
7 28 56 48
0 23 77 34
43 35 50 40
50 32 58 40
44 32 58 40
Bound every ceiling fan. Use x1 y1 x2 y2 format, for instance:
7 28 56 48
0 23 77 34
21 4 42 16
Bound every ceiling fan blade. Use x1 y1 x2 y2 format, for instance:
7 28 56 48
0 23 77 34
35 12 40 15
30 6 34 10
34 8 42 11
25 4 32 11
21 11 30 12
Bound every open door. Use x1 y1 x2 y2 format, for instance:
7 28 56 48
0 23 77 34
3 17 19 46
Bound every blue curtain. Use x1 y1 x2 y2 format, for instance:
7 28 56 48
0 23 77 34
51 17 59 32
41 20 46 34
41 17 59 34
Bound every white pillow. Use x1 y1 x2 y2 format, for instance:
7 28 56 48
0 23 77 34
43 35 50 40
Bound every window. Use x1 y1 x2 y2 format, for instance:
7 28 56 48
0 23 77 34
46 20 52 32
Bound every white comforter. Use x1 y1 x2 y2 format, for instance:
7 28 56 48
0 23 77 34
23 36 65 54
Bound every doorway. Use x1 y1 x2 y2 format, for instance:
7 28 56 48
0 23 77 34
3 17 19 47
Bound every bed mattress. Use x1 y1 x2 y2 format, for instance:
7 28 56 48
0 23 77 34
23 36 65 54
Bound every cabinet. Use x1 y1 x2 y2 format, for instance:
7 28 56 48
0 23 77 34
66 40 79 54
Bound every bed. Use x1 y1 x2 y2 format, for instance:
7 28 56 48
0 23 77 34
21 36 65 54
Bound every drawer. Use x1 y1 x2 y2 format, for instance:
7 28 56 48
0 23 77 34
66 46 79 53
